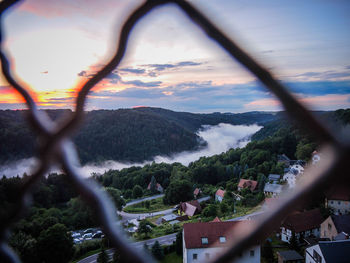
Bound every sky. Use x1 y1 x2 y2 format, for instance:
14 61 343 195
0 0 349 113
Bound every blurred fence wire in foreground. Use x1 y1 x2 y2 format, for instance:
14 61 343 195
0 0 349 262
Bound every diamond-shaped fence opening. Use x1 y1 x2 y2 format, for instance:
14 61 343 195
0 0 349 263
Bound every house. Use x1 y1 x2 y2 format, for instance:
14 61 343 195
278 154 291 167
178 200 202 217
283 169 298 189
268 174 281 183
325 184 350 215
183 221 260 263
237 179 258 192
215 189 226 202
147 182 163 193
193 188 201 199
264 183 283 197
281 209 323 243
305 239 350 263
276 250 303 263
320 214 350 240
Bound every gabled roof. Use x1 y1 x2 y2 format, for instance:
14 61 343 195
179 200 202 217
277 250 303 260
264 183 283 193
183 221 254 249
215 189 225 197
282 209 324 233
325 184 350 201
238 179 258 191
332 214 350 234
318 240 350 262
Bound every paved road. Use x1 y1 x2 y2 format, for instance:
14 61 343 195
77 233 177 263
227 210 265 221
119 195 211 220
124 194 164 207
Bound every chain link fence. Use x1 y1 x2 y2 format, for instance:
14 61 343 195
0 0 349 262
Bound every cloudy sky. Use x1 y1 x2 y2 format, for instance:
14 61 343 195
0 0 349 112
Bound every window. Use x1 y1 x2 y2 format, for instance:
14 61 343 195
338 201 341 205
328 223 332 230
250 250 255 257
330 201 333 204
219 236 226 243
201 237 208 244
193 254 197 260
205 253 210 259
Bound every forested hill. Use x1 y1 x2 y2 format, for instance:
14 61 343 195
0 107 282 164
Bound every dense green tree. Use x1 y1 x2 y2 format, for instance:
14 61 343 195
37 223 74 263
163 179 193 205
132 185 143 199
295 142 315 161
175 231 183 255
123 189 132 199
137 220 153 238
105 187 125 211
202 204 218 217
220 201 230 214
151 241 164 260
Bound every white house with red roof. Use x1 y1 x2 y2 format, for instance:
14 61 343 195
325 184 350 215
215 189 225 203
183 221 260 263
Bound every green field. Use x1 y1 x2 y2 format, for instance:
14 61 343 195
123 198 173 213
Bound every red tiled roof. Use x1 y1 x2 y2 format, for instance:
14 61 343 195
183 221 253 249
282 209 324 233
238 179 258 191
325 184 350 201
211 217 222 222
216 189 225 197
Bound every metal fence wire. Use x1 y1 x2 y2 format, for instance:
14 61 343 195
0 0 349 262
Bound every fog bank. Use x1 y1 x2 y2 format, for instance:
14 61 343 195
0 123 261 177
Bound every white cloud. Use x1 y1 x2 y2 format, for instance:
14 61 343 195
0 124 261 177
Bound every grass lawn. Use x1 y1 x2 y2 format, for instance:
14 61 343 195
160 252 182 263
123 198 173 213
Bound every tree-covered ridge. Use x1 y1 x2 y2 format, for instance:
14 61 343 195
0 108 348 165
0 107 281 164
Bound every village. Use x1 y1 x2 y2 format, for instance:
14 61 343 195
75 150 350 263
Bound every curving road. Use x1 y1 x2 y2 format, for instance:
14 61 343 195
119 195 210 220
